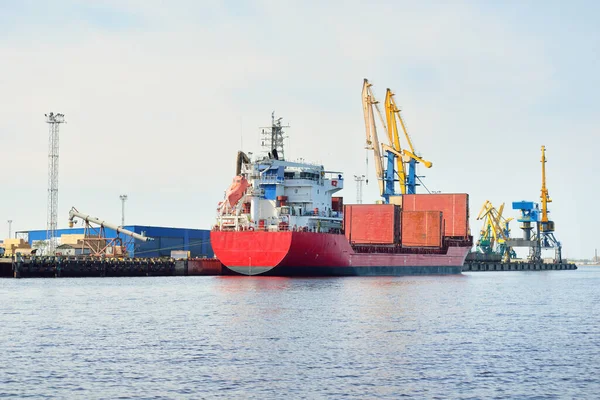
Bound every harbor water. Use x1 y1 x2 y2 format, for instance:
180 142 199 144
1 267 599 399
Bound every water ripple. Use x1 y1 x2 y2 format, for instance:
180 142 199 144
1 268 599 398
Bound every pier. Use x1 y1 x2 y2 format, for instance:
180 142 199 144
463 261 577 272
2 256 579 277
1 257 223 278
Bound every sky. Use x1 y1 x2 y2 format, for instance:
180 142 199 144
0 0 598 259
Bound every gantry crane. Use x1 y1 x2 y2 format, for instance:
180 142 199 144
361 78 432 202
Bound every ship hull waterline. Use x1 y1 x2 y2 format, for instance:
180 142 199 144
211 231 470 276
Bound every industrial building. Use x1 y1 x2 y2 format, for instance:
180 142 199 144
16 226 213 258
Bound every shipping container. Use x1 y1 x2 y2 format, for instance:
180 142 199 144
344 204 400 244
402 193 469 237
401 211 443 248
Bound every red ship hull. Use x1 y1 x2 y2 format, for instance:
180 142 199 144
210 231 470 276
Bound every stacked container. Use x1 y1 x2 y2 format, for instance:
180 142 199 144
344 204 401 244
402 194 469 238
400 211 443 248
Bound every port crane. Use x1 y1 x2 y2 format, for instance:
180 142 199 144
475 200 515 262
362 79 432 203
509 146 562 263
361 78 387 199
384 88 432 194
531 146 561 261
68 207 152 257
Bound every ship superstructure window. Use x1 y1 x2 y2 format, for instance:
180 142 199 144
299 172 319 181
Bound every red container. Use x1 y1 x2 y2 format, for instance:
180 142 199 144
332 197 344 212
402 193 469 237
401 211 443 248
344 204 400 244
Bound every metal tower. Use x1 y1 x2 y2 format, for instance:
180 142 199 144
260 112 289 160
7 220 12 239
45 112 65 254
120 194 128 227
536 145 561 262
354 174 366 204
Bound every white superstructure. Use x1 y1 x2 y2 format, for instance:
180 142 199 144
216 114 344 232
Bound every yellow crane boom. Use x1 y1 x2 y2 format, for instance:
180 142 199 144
384 89 406 193
384 87 432 194
540 145 551 223
362 79 387 196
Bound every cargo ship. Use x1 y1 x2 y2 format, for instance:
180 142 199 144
211 113 473 276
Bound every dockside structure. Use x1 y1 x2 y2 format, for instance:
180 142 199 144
17 226 213 258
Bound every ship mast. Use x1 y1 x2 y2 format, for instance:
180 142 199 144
261 112 288 160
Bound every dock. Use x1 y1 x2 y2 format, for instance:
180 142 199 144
463 261 577 272
1 257 224 278
2 257 579 277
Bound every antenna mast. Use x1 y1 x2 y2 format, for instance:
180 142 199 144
45 112 65 255
261 112 288 160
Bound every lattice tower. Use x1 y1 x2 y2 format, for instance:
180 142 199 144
45 112 65 254
354 175 366 204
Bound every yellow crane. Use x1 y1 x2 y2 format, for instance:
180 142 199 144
384 88 432 194
476 200 514 261
539 145 554 232
361 78 386 197
361 78 433 200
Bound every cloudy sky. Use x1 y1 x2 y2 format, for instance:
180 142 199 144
1 0 598 259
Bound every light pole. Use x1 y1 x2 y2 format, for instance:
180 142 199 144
119 195 128 227
354 175 366 204
7 220 12 239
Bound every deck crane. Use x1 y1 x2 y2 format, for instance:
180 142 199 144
361 78 433 203
384 88 432 194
